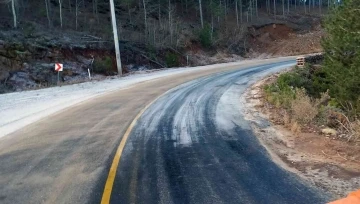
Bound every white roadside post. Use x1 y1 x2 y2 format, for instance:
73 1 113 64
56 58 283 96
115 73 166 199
109 0 122 76
87 68 92 80
55 63 63 85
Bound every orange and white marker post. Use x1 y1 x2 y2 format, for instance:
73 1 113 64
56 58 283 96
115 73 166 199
55 63 63 85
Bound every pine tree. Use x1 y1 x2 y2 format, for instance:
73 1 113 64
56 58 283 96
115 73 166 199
322 0 360 115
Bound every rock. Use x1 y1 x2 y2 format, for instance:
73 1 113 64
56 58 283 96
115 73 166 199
76 56 93 67
321 128 337 136
27 63 55 83
7 72 37 91
0 69 10 81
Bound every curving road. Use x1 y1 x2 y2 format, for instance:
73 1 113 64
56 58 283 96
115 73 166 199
0 58 328 204
110 61 327 203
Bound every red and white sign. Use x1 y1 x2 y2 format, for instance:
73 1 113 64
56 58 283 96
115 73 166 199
55 63 63 71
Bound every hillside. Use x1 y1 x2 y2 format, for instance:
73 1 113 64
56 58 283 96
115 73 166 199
0 0 326 92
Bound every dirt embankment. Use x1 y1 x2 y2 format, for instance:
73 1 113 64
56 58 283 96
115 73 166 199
248 23 324 56
242 74 360 200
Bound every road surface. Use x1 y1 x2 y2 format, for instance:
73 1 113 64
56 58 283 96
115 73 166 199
0 58 328 204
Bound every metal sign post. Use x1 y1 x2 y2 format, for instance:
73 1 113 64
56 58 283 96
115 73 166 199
55 63 63 86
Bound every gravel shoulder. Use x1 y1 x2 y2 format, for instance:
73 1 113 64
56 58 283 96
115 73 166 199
242 74 360 200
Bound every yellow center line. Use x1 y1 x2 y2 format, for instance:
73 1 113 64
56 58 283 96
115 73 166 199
101 93 165 204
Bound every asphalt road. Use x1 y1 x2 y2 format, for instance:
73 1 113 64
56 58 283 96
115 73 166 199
0 57 328 204
110 62 328 204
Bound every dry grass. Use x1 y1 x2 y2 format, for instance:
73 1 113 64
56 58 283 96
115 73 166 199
291 88 318 124
352 120 360 142
336 114 360 142
290 121 301 134
283 111 291 127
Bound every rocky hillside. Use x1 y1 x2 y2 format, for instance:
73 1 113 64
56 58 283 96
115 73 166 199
0 0 326 92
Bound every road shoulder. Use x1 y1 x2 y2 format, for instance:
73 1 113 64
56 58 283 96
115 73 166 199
241 74 360 200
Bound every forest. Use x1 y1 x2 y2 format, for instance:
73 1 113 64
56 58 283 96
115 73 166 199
0 0 327 92
0 0 333 48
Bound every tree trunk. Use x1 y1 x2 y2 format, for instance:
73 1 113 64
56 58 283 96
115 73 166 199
47 0 51 13
11 0 17 28
45 0 51 27
95 0 99 23
218 0 221 22
59 0 63 28
235 0 239 27
158 0 161 24
169 0 172 44
211 15 214 41
282 0 285 16
143 0 147 38
128 4 132 24
273 0 276 19
69 0 72 13
224 0 227 21
198 0 204 28
240 0 243 23
256 0 258 17
287 0 289 13
76 0 78 30
249 0 252 21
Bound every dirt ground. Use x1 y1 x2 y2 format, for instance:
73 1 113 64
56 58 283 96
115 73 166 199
242 74 360 200
249 24 324 56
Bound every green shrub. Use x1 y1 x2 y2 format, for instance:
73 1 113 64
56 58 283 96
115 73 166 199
165 52 179 68
93 56 113 75
264 81 295 109
198 24 212 48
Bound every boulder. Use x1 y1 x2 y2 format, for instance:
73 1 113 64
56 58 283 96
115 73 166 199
321 128 337 136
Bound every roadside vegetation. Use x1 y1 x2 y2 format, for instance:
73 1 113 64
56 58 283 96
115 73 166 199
264 0 360 143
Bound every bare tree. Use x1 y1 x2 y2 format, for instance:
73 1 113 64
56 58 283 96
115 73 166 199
255 0 258 17
282 0 285 16
198 0 204 28
76 0 79 30
1 0 17 28
44 0 51 26
168 0 172 43
143 0 147 37
287 0 290 13
274 0 276 19
59 0 63 28
235 0 239 27
11 0 17 28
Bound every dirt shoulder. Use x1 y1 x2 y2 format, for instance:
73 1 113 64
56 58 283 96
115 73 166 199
242 73 360 200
